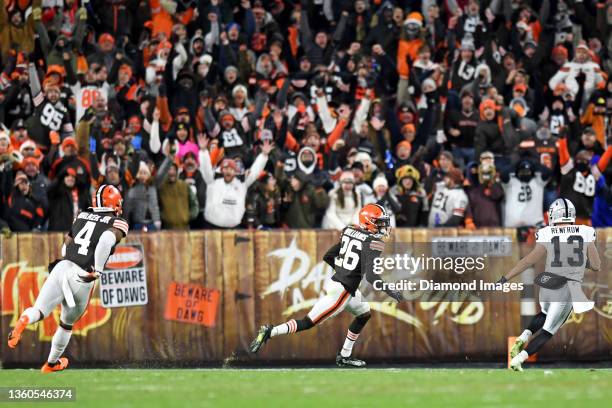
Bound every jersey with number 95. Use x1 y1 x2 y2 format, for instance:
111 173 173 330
65 210 129 271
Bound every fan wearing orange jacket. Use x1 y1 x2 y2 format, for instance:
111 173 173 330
397 12 425 80
150 0 194 39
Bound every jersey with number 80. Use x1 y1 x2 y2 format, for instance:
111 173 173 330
536 224 596 282
65 210 129 271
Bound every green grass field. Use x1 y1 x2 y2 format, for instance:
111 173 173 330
0 368 610 407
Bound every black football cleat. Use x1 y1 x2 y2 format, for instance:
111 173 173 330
336 353 366 368
249 325 273 353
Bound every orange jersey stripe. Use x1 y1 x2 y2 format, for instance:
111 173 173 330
312 291 350 324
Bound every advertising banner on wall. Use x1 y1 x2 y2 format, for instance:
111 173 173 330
99 243 148 308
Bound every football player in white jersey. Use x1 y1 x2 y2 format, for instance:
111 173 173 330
497 198 601 371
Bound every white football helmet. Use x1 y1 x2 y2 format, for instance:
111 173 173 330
548 198 576 225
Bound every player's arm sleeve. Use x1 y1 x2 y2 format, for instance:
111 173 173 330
586 241 601 271
363 240 400 300
62 233 73 256
112 218 129 238
535 228 548 243
322 242 341 268
94 230 118 272
585 227 600 271
363 241 385 285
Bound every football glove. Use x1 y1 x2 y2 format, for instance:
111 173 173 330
387 289 404 303
77 268 101 283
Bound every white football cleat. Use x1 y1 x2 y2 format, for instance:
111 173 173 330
509 355 524 372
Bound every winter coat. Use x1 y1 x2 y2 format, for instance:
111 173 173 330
474 120 505 158
92 0 135 38
46 179 90 232
48 155 92 189
179 169 207 212
0 0 40 59
391 185 428 227
155 157 195 229
4 188 45 231
466 183 504 227
281 172 329 229
444 108 479 149
244 181 282 228
124 182 160 226
322 188 361 230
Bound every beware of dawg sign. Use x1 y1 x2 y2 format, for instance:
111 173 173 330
99 243 148 308
164 282 220 327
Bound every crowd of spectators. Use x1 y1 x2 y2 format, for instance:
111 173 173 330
0 0 611 235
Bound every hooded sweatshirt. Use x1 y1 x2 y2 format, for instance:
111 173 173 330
199 149 268 228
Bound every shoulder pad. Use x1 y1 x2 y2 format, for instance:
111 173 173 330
535 226 551 243
581 225 596 242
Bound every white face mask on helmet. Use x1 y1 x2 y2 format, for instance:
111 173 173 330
548 198 576 225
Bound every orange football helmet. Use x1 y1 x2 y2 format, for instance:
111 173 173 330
92 184 123 215
359 203 391 239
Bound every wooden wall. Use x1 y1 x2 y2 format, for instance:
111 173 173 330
1 228 611 365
